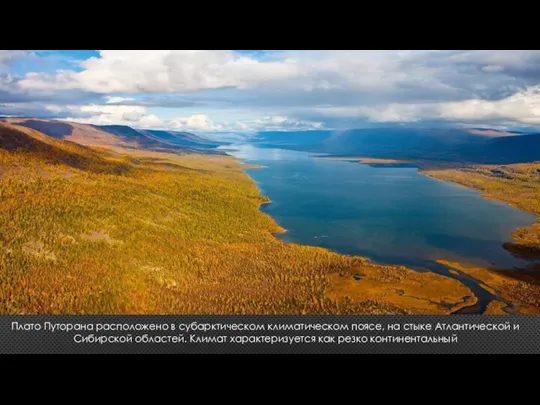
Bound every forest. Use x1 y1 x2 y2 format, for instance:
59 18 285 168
0 122 477 314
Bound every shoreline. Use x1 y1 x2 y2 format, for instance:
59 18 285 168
311 155 411 165
311 154 540 312
418 168 540 264
227 152 494 314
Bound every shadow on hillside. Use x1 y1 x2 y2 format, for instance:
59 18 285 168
15 120 73 139
503 242 540 261
498 264 540 284
0 124 131 175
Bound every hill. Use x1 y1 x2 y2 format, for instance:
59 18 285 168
0 121 478 314
0 118 226 155
465 133 540 164
252 128 540 164
252 130 334 150
0 122 131 174
140 129 226 149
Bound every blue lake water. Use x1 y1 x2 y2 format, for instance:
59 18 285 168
224 144 538 272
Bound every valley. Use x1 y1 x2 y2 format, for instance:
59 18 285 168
2 50 540 318
0 120 478 314
1 119 540 314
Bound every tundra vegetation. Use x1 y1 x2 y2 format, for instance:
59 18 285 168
0 122 475 314
438 260 540 314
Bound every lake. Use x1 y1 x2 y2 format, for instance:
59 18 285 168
224 144 538 272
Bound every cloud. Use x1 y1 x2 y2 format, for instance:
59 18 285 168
18 50 300 93
437 86 540 124
0 50 25 70
105 96 136 104
44 101 321 133
0 102 95 119
8 50 540 129
13 50 475 99
308 105 423 123
56 104 163 127
248 116 323 130
0 75 105 106
482 65 504 73
169 114 223 131
307 85 540 125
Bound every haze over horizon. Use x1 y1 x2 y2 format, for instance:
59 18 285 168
2 50 540 134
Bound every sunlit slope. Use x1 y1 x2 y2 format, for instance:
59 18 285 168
1 118 224 154
0 123 475 314
4 118 146 149
0 122 131 173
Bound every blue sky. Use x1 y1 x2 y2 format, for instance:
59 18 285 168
2 50 540 134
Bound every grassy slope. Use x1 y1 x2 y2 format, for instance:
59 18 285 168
2 118 210 153
0 124 474 314
3 118 139 149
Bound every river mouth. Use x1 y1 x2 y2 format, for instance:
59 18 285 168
272 228 497 314
223 144 539 314
377 259 497 315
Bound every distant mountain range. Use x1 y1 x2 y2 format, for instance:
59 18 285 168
139 129 224 149
252 128 540 164
3 118 540 165
0 118 228 154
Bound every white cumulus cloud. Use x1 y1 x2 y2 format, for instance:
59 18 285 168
18 50 300 93
9 50 540 129
309 85 540 126
169 114 223 131
50 102 321 133
0 50 25 70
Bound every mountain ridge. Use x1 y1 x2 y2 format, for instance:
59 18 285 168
0 121 132 173
0 118 227 155
252 127 540 164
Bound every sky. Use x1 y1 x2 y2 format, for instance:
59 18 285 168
2 50 540 134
